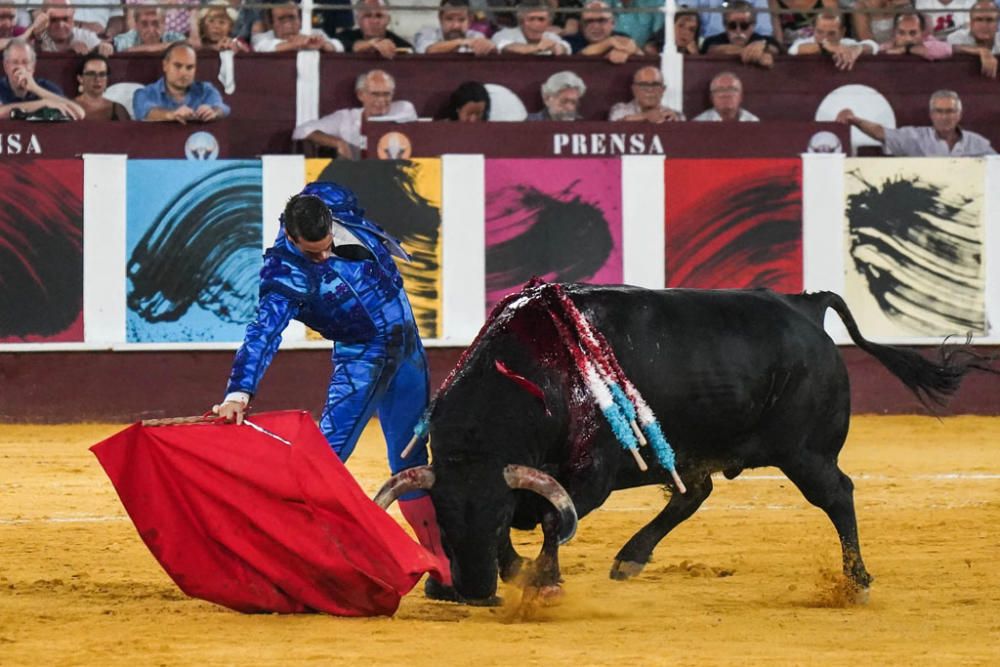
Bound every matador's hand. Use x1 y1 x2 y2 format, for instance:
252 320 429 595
213 400 246 425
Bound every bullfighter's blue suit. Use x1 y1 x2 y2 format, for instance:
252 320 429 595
224 182 429 476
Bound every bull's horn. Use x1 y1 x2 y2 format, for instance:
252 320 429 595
373 466 435 509
503 464 578 545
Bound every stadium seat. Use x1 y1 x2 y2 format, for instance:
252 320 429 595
103 82 144 120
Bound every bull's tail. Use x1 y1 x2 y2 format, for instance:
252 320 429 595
808 291 998 408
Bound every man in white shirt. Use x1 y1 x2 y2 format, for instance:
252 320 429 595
788 10 878 70
413 0 495 55
836 89 995 156
292 69 417 159
692 71 760 122
492 0 571 55
947 0 999 78
35 0 111 56
252 1 343 53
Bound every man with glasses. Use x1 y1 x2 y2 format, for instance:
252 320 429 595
608 65 683 121
292 69 417 159
34 0 111 55
947 0 999 78
836 89 995 156
692 71 758 121
113 6 184 53
492 0 571 55
566 0 640 63
701 0 780 68
526 70 586 120
252 1 343 53
700 0 774 40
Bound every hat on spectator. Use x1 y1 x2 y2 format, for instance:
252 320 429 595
198 0 239 24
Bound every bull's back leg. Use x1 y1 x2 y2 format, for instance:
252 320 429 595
610 474 714 580
779 455 873 594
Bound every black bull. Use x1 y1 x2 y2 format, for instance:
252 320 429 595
376 285 994 605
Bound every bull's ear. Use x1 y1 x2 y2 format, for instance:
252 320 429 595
503 464 578 544
373 466 435 509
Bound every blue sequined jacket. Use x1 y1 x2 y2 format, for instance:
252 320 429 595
225 219 413 397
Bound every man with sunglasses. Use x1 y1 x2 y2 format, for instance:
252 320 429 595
566 0 641 63
700 0 774 40
947 0 999 78
701 0 781 68
836 89 995 156
34 0 112 56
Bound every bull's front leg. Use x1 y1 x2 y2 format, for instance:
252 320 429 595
611 474 713 580
521 509 563 599
498 530 529 583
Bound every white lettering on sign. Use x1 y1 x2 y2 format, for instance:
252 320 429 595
552 133 665 156
0 133 42 154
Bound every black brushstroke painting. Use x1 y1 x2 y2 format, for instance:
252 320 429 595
485 181 613 293
317 161 442 337
845 170 985 335
127 164 262 329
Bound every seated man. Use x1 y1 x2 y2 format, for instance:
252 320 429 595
701 0 780 69
608 65 683 122
699 0 773 41
692 71 759 121
492 0 571 55
788 10 878 71
335 0 414 59
252 1 343 53
947 0 999 78
34 0 111 56
113 6 185 53
0 37 83 119
566 0 641 64
292 69 417 159
879 9 953 60
836 89 994 156
526 70 586 120
413 0 495 55
133 42 230 123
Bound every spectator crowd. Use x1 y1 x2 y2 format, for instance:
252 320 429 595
0 0 996 155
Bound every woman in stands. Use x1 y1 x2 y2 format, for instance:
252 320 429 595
193 0 249 51
74 54 129 121
438 81 491 121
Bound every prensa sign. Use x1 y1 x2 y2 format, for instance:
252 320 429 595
0 133 42 154
552 132 665 156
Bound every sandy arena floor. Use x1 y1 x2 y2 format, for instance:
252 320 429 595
1 416 998 666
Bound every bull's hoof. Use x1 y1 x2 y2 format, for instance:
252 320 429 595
851 586 871 606
463 595 503 607
609 559 646 580
499 556 529 583
424 578 460 602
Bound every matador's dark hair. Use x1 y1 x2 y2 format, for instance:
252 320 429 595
283 194 333 242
